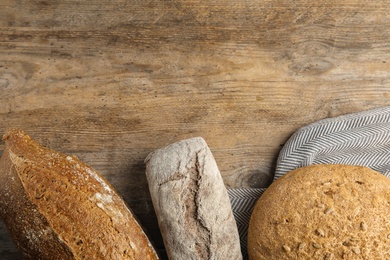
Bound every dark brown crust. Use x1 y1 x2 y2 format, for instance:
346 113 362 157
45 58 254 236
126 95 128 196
0 129 159 260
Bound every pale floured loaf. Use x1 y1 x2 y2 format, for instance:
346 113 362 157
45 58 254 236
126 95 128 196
0 129 159 259
145 137 242 260
248 164 390 259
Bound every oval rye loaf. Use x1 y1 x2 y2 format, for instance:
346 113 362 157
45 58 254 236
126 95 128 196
0 129 159 260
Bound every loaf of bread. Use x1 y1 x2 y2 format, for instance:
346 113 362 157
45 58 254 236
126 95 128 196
0 129 159 259
248 164 390 259
145 137 242 260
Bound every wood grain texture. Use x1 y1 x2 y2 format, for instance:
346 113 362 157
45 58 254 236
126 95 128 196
1 0 390 258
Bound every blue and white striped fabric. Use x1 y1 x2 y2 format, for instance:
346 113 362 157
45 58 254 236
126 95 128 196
228 106 390 259
228 188 265 259
275 106 390 180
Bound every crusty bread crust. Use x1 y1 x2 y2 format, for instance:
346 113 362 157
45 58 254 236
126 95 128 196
0 129 159 259
145 137 242 260
248 164 390 260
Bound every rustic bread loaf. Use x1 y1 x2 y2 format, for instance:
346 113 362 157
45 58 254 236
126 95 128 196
248 164 390 259
145 137 242 260
0 129 159 260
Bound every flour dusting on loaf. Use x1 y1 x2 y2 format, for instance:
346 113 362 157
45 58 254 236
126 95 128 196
145 137 242 260
0 129 159 260
248 164 390 260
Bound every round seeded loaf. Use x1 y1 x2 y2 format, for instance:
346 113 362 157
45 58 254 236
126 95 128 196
248 164 390 259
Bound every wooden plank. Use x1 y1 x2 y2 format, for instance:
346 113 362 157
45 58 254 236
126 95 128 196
1 0 390 258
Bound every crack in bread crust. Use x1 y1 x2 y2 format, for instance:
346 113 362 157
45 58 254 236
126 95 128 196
0 129 159 260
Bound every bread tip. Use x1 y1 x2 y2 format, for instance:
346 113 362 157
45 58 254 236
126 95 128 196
144 136 207 163
2 128 30 142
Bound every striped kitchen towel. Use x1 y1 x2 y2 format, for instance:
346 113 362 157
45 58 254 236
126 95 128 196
228 106 390 259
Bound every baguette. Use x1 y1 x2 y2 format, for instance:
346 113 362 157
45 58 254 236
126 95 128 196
0 129 159 259
145 137 242 260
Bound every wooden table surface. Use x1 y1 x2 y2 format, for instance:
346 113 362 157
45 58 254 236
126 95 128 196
1 0 390 258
